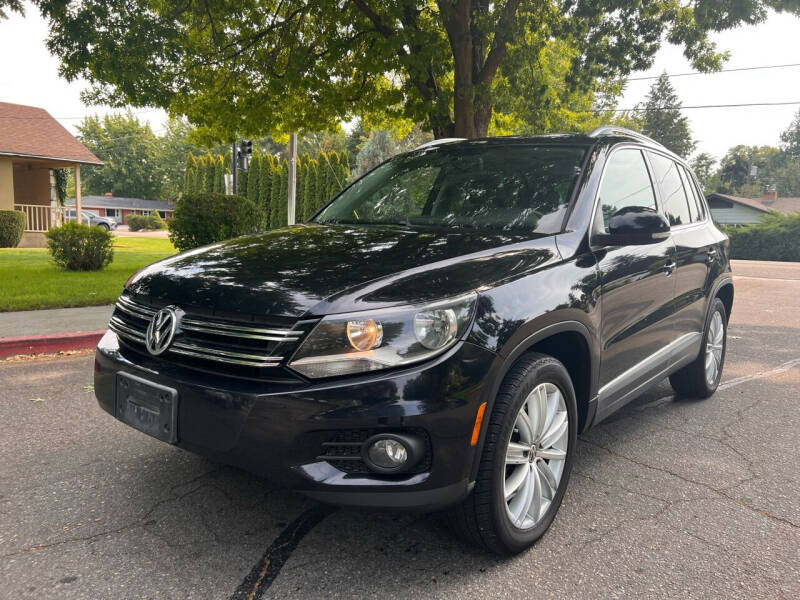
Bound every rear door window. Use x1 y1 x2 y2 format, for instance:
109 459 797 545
648 152 692 227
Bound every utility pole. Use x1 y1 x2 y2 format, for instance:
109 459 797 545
287 132 298 225
231 140 238 194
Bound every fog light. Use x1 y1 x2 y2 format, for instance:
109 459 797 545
361 433 425 474
368 438 408 468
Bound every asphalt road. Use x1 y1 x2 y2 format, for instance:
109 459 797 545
1 261 799 599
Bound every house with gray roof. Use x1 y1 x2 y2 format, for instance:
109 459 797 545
65 194 174 224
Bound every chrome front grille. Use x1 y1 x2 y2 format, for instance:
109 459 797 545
109 294 306 376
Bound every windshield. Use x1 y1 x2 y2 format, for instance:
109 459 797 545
314 144 587 234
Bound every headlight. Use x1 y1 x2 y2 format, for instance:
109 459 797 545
289 292 477 379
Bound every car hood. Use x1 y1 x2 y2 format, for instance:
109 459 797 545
126 224 559 317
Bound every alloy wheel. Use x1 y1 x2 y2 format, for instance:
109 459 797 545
705 311 725 386
503 382 568 530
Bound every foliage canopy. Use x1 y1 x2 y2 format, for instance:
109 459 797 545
7 1 798 139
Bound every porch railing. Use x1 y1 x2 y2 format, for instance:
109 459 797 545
13 204 65 233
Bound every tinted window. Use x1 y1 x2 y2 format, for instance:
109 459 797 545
315 145 587 235
680 166 706 221
649 153 692 227
596 148 656 232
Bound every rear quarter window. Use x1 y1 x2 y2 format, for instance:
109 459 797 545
648 152 692 227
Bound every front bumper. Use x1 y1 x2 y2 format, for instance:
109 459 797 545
94 331 495 511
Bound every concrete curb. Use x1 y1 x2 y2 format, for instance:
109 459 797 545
0 330 105 359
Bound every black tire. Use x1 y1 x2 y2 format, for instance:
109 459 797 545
669 297 727 398
98 223 110 231
445 353 577 554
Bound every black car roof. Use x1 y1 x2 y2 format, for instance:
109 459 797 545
420 129 675 158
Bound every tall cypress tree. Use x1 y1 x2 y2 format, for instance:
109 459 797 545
247 154 261 205
295 155 306 221
278 160 289 226
315 155 327 212
213 155 224 193
269 163 282 228
304 158 318 219
184 153 197 195
260 154 274 218
238 169 248 197
204 153 216 192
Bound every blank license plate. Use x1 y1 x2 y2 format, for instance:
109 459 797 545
116 372 178 443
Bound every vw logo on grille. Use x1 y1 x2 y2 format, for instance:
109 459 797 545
145 306 179 356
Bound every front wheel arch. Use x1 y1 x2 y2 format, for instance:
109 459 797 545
469 321 598 483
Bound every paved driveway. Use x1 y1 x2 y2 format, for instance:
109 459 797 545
1 261 798 599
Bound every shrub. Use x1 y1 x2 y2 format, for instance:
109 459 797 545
0 210 26 248
45 222 114 271
168 193 266 251
147 212 167 230
724 213 800 262
127 214 148 231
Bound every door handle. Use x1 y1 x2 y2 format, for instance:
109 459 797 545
664 260 676 276
707 247 717 263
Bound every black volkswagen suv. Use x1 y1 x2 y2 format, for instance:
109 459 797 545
94 127 732 554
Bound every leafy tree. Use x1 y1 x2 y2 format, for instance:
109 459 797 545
638 72 695 158
690 153 718 193
156 117 196 200
345 120 369 171
717 145 782 195
75 111 163 199
12 0 797 140
355 131 396 177
780 108 800 158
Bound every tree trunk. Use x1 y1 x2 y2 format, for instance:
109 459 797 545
473 88 493 138
440 0 475 138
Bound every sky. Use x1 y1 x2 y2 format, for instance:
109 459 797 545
0 3 799 161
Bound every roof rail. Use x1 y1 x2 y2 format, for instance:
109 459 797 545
414 137 466 151
588 126 664 148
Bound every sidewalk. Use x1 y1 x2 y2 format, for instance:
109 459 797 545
0 305 114 339
0 305 113 358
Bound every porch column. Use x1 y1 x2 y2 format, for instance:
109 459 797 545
0 157 13 211
75 165 81 218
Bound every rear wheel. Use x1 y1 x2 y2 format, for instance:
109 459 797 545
446 353 577 554
669 298 727 398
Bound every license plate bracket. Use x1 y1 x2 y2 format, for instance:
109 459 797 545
116 372 178 444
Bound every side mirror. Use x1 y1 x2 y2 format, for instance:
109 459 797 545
593 206 671 247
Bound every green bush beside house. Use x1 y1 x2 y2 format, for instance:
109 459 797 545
0 210 26 248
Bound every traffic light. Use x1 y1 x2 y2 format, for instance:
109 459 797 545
237 140 253 171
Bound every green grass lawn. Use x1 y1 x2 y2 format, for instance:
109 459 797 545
0 237 178 312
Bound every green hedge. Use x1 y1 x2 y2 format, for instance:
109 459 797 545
0 210 26 248
45 222 114 271
168 193 266 251
127 214 148 231
181 148 351 228
725 213 800 262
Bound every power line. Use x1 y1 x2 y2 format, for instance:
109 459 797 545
600 100 800 112
628 62 800 81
